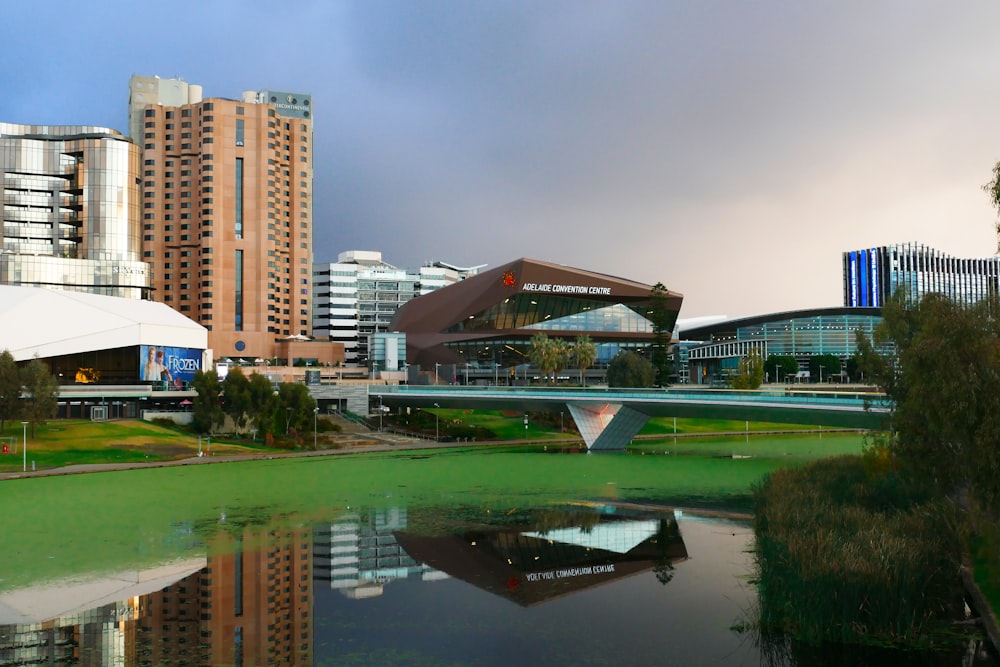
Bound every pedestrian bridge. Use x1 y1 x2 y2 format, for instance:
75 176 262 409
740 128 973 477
368 385 891 451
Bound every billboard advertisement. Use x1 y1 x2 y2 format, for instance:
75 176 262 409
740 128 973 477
140 345 202 388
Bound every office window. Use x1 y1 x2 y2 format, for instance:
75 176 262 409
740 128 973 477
235 158 244 239
235 249 244 331
236 119 244 146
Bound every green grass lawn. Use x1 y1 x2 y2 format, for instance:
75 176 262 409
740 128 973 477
0 419 264 472
425 409 823 442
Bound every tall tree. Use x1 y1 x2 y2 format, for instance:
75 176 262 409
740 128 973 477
857 290 1000 515
572 335 597 386
808 354 842 383
983 160 1000 252
0 350 22 432
648 283 673 386
529 333 559 382
221 367 252 433
730 350 764 389
20 357 58 437
763 354 798 383
247 372 278 439
191 369 225 434
606 351 655 388
274 382 317 439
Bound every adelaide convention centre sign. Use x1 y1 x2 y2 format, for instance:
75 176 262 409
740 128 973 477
522 282 612 296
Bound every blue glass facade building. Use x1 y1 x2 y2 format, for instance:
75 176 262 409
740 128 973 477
843 243 1000 308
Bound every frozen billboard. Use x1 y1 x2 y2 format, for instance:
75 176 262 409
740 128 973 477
140 345 202 388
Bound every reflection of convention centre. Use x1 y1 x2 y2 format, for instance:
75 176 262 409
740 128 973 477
388 258 683 382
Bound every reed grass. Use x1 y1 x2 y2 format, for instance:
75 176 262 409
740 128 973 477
751 455 968 648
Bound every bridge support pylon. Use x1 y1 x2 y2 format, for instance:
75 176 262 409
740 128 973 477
568 403 650 451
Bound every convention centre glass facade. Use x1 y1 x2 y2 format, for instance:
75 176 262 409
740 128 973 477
390 258 683 378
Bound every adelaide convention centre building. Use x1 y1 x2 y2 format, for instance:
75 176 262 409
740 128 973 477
388 258 683 383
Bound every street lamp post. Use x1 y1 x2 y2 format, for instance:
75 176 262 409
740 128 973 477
21 421 28 472
433 402 440 441
379 395 384 432
286 407 292 435
776 363 781 385
434 363 440 385
313 407 319 449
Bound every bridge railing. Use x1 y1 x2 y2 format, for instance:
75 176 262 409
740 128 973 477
370 384 891 411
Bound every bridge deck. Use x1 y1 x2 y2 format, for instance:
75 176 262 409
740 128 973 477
370 386 891 444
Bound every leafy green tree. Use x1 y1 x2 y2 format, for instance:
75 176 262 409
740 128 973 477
844 353 861 383
764 354 798 383
983 160 1000 252
20 357 58 437
572 335 597 386
648 283 673 386
0 350 22 432
606 351 655 388
730 350 764 389
191 369 225 434
857 290 1000 515
247 372 278 439
808 354 842 383
221 367 252 433
273 382 317 440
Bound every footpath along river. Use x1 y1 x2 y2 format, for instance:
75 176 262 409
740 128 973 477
0 433 996 666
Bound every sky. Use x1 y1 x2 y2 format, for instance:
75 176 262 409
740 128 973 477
3 1 1000 319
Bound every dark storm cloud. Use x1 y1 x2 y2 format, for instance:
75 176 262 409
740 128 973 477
3 1 1000 316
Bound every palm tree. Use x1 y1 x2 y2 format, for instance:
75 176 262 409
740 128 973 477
572 335 597 386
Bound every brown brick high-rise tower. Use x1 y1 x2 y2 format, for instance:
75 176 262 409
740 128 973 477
129 76 314 361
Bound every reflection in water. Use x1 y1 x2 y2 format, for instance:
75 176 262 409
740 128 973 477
0 504 994 666
0 505 690 666
393 505 686 607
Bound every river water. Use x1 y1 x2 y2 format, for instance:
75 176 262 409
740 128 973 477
0 440 996 666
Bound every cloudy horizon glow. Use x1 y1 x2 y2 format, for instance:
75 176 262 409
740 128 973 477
4 1 1000 319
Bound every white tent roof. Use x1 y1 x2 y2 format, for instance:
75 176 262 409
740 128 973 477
0 286 207 361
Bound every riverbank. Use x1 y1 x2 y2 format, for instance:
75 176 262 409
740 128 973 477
2 423 996 658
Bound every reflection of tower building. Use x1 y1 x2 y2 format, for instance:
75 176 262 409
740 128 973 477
0 123 149 298
140 525 314 666
0 601 138 665
314 507 446 598
128 74 314 361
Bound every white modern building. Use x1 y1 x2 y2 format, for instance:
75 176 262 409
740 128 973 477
0 285 208 416
312 251 483 366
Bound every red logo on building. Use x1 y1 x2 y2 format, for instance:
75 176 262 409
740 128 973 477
502 271 517 288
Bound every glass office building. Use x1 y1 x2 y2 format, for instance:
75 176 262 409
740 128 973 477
843 242 1000 308
312 251 482 366
0 123 149 298
680 308 883 385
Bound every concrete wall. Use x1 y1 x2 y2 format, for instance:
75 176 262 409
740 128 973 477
142 410 194 425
